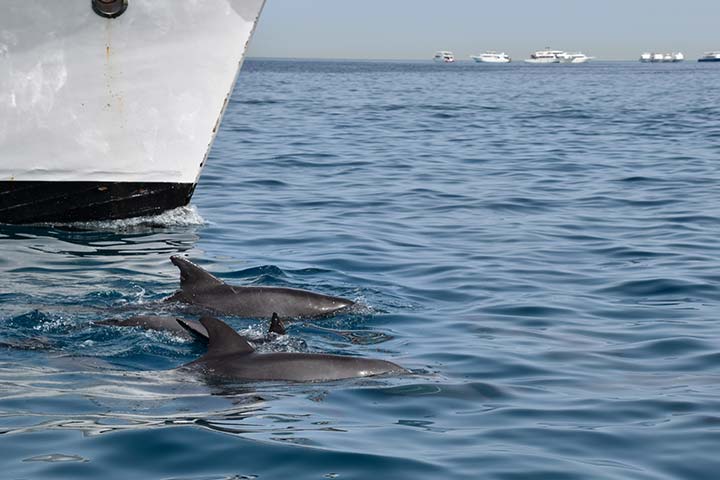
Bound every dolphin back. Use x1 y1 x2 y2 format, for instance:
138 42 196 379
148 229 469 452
183 317 408 382
166 256 355 319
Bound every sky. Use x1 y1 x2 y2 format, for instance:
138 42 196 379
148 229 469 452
248 0 720 61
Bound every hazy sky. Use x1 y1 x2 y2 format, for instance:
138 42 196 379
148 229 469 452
248 0 720 61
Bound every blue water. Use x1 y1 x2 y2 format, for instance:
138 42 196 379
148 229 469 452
2 59 720 479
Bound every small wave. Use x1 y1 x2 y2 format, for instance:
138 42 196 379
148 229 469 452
596 278 719 299
23 454 88 463
659 214 719 225
616 176 663 183
358 381 513 402
482 304 577 319
592 246 670 260
599 337 712 360
225 265 288 280
234 98 281 106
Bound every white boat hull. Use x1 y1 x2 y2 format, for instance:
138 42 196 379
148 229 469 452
639 52 685 63
471 56 511 64
524 58 560 64
0 0 265 223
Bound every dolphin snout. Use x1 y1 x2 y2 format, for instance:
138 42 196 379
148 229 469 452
329 297 355 311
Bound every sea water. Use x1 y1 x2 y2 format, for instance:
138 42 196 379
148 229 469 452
1 60 719 479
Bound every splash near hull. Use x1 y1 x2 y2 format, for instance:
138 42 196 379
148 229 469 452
0 0 266 223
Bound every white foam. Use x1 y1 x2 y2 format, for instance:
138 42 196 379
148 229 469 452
40 205 205 231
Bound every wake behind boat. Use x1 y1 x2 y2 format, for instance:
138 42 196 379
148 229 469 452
0 0 266 224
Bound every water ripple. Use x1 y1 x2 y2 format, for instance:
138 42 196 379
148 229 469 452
1 60 720 479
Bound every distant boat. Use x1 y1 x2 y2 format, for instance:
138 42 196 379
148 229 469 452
562 52 594 64
470 51 511 63
698 52 720 62
434 51 456 63
523 49 592 64
524 49 564 64
640 52 684 63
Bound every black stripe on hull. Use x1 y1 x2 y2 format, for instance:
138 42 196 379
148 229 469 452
0 181 196 224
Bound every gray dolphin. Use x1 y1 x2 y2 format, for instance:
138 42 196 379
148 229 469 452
178 317 407 383
166 256 355 319
97 313 287 341
0 337 54 351
96 316 207 341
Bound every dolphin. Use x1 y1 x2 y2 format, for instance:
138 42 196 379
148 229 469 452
166 256 355 319
96 313 287 341
96 316 207 341
269 312 287 336
0 337 54 351
177 316 407 383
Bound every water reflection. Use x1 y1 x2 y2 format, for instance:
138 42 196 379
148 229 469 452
0 357 413 446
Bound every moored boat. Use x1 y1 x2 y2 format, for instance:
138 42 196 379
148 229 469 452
470 51 511 63
434 51 456 63
639 52 684 63
524 49 564 64
698 51 720 62
0 0 266 224
563 52 594 63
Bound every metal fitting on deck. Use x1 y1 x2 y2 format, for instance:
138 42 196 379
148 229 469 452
92 0 128 19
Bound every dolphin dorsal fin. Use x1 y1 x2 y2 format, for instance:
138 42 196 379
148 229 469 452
170 256 225 292
269 312 287 335
199 316 255 356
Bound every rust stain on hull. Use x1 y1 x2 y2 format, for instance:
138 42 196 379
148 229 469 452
103 21 125 118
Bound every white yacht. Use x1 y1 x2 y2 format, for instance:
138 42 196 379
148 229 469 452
470 51 511 64
434 51 456 63
699 52 720 62
524 49 565 64
0 0 266 224
640 52 684 63
671 52 685 62
563 52 594 64
524 49 592 64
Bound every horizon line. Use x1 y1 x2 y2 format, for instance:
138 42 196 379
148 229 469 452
245 56 685 63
